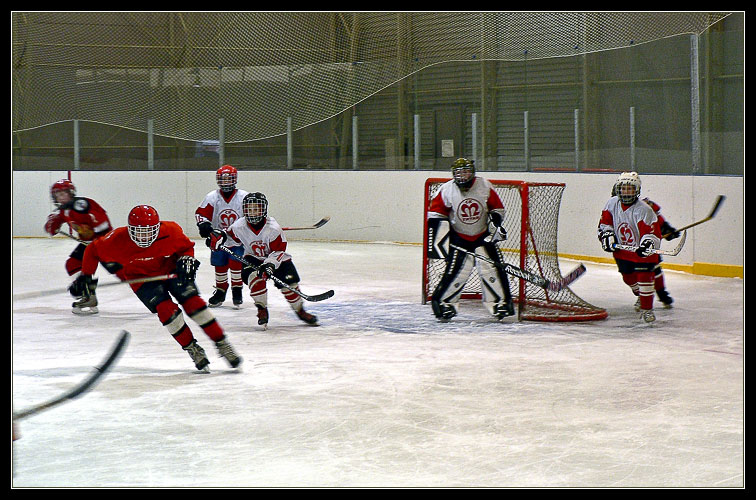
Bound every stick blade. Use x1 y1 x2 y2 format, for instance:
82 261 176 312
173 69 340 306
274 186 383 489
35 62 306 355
547 264 587 292
303 289 335 302
708 195 726 219
313 216 331 228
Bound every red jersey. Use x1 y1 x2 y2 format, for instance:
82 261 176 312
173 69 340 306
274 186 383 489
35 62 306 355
45 197 112 241
81 221 195 290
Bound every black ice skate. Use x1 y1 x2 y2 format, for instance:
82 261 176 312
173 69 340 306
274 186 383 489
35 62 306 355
256 304 269 329
657 289 674 309
296 308 319 326
208 287 227 308
431 299 456 323
493 301 515 320
183 340 210 372
215 337 242 369
231 286 244 308
72 293 99 315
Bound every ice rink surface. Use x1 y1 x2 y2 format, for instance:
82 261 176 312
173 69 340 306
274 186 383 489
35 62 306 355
12 237 743 488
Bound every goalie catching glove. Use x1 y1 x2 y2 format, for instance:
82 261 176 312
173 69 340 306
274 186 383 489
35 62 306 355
487 211 507 243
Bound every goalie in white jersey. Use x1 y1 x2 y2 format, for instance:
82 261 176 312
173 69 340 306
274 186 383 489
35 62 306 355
427 158 514 322
598 172 662 323
195 165 249 308
208 192 318 328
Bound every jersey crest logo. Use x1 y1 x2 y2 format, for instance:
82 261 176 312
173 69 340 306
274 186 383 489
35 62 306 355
617 222 635 245
458 198 483 224
218 209 239 230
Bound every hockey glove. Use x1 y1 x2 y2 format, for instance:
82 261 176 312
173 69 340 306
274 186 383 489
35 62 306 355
599 229 617 253
636 239 655 258
68 274 98 298
44 213 63 236
176 256 200 282
206 229 227 251
661 221 681 241
257 263 275 281
197 220 213 238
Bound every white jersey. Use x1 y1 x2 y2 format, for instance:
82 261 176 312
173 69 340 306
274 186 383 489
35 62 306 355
598 196 661 262
195 189 249 231
225 216 291 269
427 177 505 240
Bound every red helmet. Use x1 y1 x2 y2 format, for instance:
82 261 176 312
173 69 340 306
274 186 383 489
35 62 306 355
127 205 161 248
50 179 76 206
216 165 238 192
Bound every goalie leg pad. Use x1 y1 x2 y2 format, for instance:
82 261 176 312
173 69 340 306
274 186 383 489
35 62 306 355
431 248 475 304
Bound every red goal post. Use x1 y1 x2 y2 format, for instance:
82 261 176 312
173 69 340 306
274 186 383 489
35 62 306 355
422 178 607 322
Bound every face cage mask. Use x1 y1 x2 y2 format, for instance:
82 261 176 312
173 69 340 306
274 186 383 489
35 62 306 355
217 174 237 193
452 166 475 188
128 224 160 248
244 200 267 225
616 183 639 205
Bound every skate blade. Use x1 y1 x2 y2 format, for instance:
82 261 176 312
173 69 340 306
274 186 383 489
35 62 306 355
208 303 223 308
72 307 98 315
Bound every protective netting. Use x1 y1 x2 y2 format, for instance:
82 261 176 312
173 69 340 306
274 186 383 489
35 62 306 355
423 179 607 322
12 12 730 142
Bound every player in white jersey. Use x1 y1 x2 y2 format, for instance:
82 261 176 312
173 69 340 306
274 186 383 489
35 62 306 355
427 158 514 322
207 192 318 328
610 184 680 309
598 172 662 323
195 165 249 308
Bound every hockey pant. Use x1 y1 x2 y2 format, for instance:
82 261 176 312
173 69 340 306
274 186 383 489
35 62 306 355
240 258 306 312
64 243 88 276
431 239 512 316
615 258 657 311
134 277 224 348
210 246 244 291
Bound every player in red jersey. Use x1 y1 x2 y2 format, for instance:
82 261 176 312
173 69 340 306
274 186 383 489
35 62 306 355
44 179 113 314
195 165 249 308
598 172 663 323
69 205 242 372
426 158 514 322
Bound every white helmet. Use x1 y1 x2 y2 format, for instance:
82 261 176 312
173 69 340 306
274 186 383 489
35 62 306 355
614 172 641 205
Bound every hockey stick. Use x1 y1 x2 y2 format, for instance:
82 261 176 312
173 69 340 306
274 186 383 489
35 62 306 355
661 195 725 238
216 245 334 302
55 230 88 244
449 244 586 292
13 274 178 301
13 330 130 421
612 230 687 257
282 216 330 231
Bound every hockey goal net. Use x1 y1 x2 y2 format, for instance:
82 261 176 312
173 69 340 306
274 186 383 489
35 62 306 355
422 178 607 322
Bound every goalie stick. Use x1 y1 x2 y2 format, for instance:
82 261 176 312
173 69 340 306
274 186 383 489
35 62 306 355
282 216 330 231
13 330 130 421
612 229 687 256
216 245 334 302
449 244 587 292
